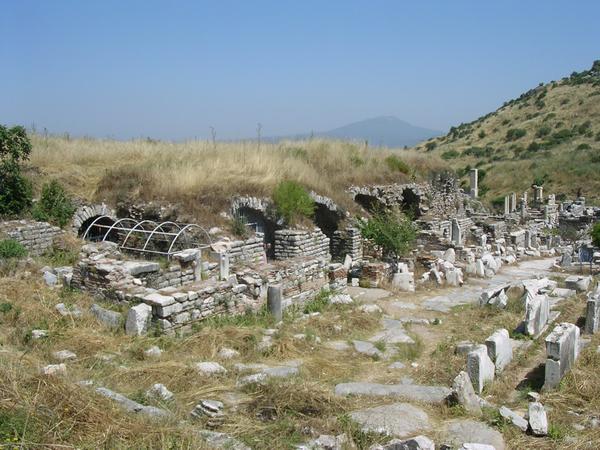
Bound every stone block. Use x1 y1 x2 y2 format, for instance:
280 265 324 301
565 275 591 292
544 322 579 389
125 303 152 336
523 294 549 337
466 345 495 394
585 297 600 334
485 329 512 374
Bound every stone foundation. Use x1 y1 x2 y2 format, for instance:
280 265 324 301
0 220 64 256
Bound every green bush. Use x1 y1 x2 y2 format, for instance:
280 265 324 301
576 143 591 151
441 150 460 160
384 155 410 174
230 214 249 239
591 222 600 247
0 125 33 216
0 160 33 216
536 126 551 138
358 208 416 261
32 180 76 228
0 239 27 259
425 141 437 151
505 128 527 141
273 180 315 225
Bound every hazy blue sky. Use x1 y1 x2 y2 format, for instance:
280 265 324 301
2 0 599 140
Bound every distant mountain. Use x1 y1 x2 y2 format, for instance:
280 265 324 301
269 116 443 147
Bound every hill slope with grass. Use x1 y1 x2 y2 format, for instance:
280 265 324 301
26 136 443 224
414 60 600 206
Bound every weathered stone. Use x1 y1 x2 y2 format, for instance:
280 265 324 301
43 271 58 286
443 420 505 450
198 430 251 450
523 293 549 337
55 302 83 318
144 346 162 358
41 363 67 375
585 296 600 334
499 406 528 431
146 383 174 401
449 371 481 414
53 350 77 361
90 304 122 329
544 322 579 389
466 345 495 394
330 293 353 304
95 387 171 418
353 340 383 358
31 329 48 339
196 362 227 376
125 303 152 335
217 347 240 359
565 275 591 292
527 402 548 436
335 382 451 404
350 403 431 438
485 329 512 374
369 435 435 450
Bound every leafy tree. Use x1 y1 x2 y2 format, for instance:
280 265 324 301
591 222 600 248
0 125 33 216
32 180 76 228
358 208 416 267
273 180 315 225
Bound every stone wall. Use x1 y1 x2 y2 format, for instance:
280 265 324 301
226 236 266 266
0 220 64 256
274 229 330 260
267 257 343 306
331 226 363 262
71 242 201 299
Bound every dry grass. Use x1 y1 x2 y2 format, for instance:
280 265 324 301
27 135 445 222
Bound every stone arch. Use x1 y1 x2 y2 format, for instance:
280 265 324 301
231 196 279 259
401 187 422 218
78 215 116 241
72 204 116 235
354 193 384 213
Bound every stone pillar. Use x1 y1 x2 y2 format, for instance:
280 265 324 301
534 186 543 203
451 219 462 246
267 285 283 322
193 249 202 281
219 253 229 281
520 199 527 219
523 191 528 204
504 196 510 216
510 193 517 212
469 168 478 199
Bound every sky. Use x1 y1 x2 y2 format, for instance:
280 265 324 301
2 0 599 140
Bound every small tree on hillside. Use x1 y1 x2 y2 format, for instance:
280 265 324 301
591 222 600 248
358 208 417 270
273 180 315 225
32 180 76 228
0 125 33 216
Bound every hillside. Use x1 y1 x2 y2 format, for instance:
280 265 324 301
25 136 443 224
266 116 442 148
414 60 600 206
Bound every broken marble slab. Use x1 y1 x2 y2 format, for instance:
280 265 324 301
335 382 451 404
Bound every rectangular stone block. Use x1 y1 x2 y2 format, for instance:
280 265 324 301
544 322 579 389
485 328 512 374
585 297 600 334
466 344 495 394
